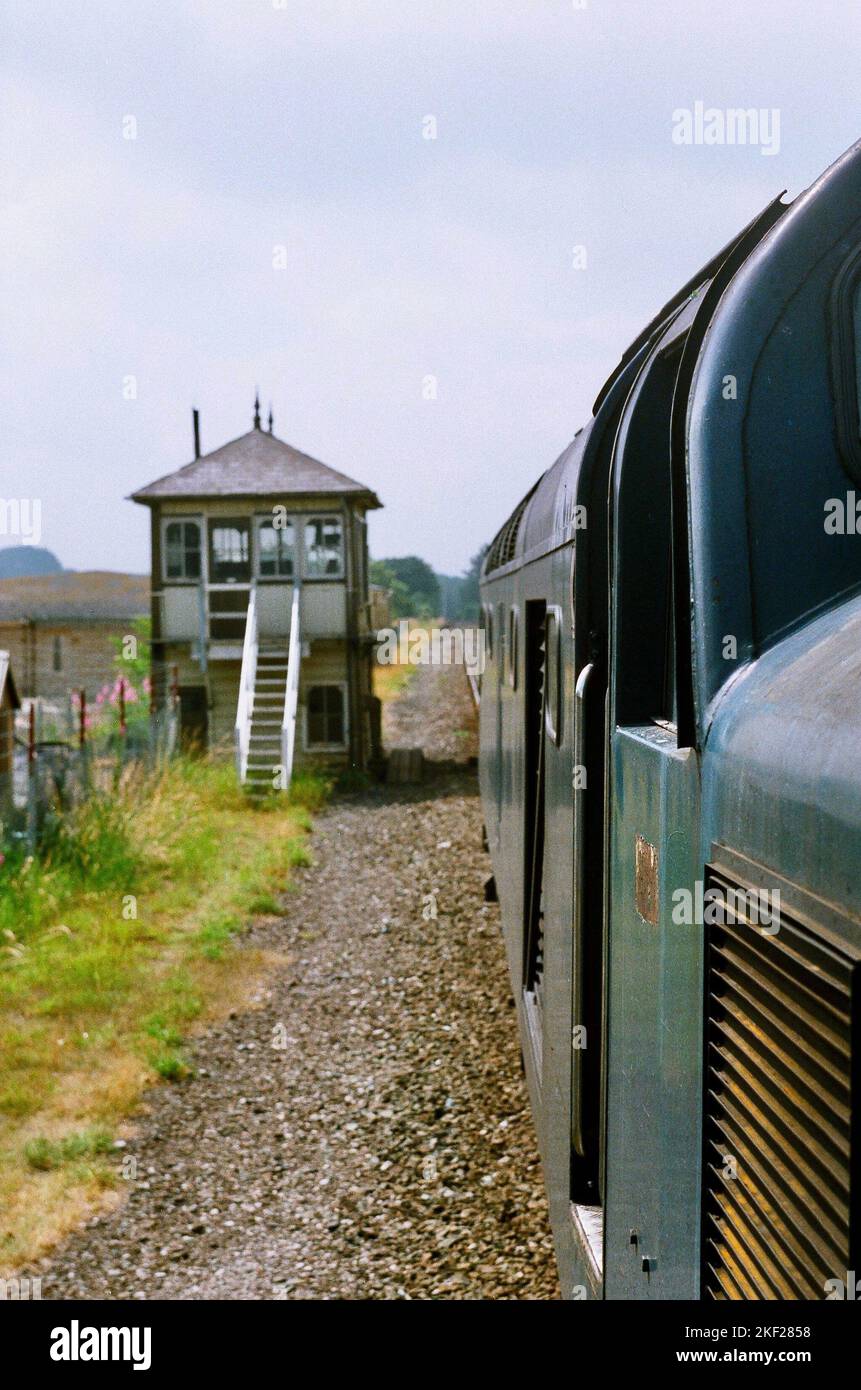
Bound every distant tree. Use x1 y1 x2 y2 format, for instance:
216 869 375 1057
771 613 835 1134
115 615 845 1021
370 556 440 618
433 545 489 622
436 573 463 620
369 560 411 620
457 544 489 623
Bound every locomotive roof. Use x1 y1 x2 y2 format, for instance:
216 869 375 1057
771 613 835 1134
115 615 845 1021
591 193 786 416
483 192 790 582
482 298 702 579
483 432 590 579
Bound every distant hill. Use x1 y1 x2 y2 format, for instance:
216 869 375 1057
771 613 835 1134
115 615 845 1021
0 546 63 579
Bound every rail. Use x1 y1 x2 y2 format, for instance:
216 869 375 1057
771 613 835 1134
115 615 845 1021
280 584 301 791
234 583 258 783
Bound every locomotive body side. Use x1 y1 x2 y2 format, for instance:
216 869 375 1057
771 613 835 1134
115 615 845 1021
481 138 861 1300
688 142 861 1298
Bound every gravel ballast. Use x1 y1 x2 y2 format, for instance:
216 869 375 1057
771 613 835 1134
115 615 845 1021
35 664 559 1300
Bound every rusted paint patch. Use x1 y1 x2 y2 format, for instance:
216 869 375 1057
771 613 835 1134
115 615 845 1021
635 834 659 924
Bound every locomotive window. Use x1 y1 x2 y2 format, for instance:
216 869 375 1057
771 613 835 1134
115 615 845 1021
497 601 505 686
482 603 493 661
829 250 861 480
854 280 861 434
544 606 562 744
507 606 519 689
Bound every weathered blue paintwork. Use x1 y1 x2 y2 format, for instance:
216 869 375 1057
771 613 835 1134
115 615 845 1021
479 139 861 1300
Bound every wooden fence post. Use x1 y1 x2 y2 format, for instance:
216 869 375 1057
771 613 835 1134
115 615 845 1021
169 665 180 758
116 677 127 777
26 703 36 854
148 668 157 765
78 689 89 792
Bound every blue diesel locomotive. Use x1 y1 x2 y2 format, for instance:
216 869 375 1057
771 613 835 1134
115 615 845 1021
479 141 861 1300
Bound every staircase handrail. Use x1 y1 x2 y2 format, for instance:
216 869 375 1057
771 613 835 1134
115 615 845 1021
280 583 301 791
234 582 258 782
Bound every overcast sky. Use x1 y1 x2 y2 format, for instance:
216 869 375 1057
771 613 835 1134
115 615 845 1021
2 0 859 575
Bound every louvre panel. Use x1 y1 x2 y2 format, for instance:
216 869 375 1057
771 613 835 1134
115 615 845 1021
703 867 856 1300
484 483 538 574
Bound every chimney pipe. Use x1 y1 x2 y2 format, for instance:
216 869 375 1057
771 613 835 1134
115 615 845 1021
192 408 201 459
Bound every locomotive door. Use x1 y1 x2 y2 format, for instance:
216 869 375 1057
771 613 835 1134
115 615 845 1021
602 339 702 1299
522 600 548 1068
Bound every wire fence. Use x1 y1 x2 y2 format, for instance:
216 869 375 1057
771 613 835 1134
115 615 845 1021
6 665 180 854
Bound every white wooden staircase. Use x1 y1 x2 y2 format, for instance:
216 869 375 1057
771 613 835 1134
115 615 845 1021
246 647 290 797
235 584 301 798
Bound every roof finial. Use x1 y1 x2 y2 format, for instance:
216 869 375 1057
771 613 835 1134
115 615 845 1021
253 390 261 430
268 403 274 434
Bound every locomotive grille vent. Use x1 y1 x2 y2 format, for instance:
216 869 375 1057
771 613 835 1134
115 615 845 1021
703 867 857 1300
485 482 538 575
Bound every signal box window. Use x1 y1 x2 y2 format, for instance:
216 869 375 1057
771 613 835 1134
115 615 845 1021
257 517 295 578
307 684 346 747
164 519 201 581
209 520 250 583
305 517 344 578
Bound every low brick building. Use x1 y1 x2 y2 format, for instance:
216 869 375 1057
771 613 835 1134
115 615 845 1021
0 572 148 702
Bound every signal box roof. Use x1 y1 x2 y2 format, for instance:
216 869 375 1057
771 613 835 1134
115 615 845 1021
131 428 381 509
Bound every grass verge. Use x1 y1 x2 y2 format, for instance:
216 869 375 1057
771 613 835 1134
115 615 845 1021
0 756 327 1272
373 661 414 703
